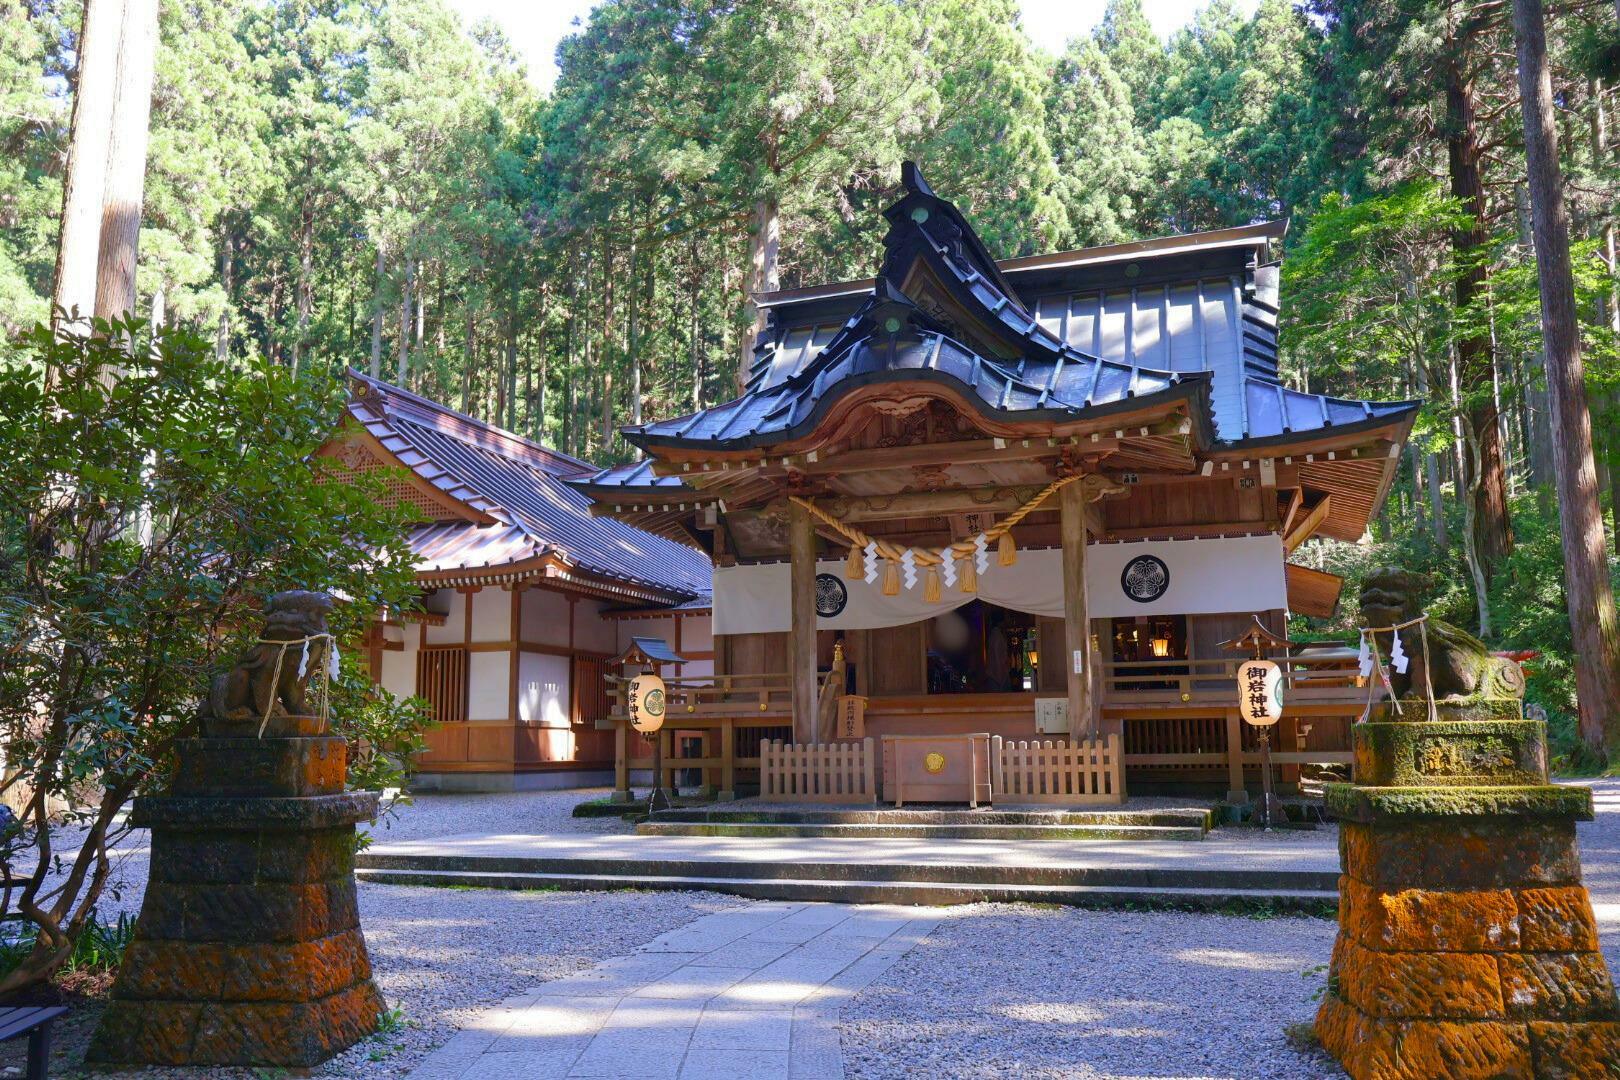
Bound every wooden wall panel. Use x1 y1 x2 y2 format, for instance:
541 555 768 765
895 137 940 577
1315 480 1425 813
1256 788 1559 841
868 622 926 696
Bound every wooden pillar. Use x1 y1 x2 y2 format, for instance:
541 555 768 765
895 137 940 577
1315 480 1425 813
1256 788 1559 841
1225 708 1248 803
1059 481 1093 737
613 720 630 803
720 718 736 801
789 499 818 744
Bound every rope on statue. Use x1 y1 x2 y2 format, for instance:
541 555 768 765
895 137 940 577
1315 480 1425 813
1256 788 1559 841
255 632 340 738
1355 615 1438 724
791 473 1083 602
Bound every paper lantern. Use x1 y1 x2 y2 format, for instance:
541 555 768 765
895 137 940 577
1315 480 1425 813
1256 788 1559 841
627 674 667 734
1236 659 1283 727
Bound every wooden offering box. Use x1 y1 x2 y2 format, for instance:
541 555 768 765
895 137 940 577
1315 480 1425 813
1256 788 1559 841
882 732 993 807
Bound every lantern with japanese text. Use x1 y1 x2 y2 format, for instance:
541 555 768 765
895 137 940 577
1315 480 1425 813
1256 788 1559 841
627 673 667 734
1237 659 1283 727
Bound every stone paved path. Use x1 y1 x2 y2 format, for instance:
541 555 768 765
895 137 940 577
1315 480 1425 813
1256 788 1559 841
404 901 942 1080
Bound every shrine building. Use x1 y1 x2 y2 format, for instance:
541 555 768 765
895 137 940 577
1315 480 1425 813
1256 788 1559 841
570 163 1417 804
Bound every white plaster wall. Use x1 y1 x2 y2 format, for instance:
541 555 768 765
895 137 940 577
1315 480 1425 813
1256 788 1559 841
618 616 677 654
468 651 510 721
521 588 574 647
424 590 466 645
379 647 414 699
681 615 712 653
680 658 714 679
518 652 571 728
470 586 512 642
573 599 618 654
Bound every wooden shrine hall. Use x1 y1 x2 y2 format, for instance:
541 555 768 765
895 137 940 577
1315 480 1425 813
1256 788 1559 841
572 163 1417 806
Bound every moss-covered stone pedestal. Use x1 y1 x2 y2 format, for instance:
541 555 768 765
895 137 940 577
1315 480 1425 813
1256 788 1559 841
86 719 382 1067
1315 699 1620 1079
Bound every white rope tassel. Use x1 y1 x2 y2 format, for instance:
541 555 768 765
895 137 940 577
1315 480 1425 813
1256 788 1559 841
862 541 879 584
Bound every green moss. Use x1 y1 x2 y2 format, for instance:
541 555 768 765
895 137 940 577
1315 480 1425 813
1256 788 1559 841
1325 782 1593 823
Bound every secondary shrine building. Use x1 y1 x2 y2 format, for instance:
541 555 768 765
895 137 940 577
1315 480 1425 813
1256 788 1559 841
572 163 1418 803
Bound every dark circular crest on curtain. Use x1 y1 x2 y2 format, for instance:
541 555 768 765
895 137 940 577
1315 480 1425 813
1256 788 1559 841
1120 555 1170 603
815 573 849 617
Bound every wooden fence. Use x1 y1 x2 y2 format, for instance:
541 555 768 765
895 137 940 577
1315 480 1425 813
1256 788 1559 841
761 738 876 804
992 735 1124 805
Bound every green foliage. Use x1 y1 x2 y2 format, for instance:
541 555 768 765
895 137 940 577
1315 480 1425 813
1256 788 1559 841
0 912 136 980
0 319 429 990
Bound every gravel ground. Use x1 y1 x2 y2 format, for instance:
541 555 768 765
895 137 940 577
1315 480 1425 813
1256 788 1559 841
360 786 637 844
836 777 1620 1080
841 904 1342 1080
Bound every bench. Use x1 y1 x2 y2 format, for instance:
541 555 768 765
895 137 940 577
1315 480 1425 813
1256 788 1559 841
0 1006 66 1079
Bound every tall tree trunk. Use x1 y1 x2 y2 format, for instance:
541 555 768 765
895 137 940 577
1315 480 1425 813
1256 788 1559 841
397 251 413 384
215 229 234 363
738 193 780 389
370 244 385 380
1413 359 1449 550
690 238 703 410
1591 79 1620 546
461 310 474 414
1513 0 1620 757
293 190 314 375
1446 66 1514 578
51 0 124 331
92 0 159 327
627 239 642 428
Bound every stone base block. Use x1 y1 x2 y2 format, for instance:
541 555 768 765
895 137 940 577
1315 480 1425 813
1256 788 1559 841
88 978 383 1067
1353 720 1548 788
1317 991 1620 1080
174 735 347 798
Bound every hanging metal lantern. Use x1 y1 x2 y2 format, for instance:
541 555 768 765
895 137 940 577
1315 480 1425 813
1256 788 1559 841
1237 659 1283 727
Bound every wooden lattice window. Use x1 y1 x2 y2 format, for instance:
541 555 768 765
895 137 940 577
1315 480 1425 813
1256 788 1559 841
572 656 611 723
416 647 468 724
323 439 464 522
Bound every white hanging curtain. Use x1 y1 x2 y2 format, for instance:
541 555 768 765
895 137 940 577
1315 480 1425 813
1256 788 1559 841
711 535 1288 635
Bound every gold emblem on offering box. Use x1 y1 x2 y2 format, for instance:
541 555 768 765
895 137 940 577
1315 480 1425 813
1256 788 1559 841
924 752 946 774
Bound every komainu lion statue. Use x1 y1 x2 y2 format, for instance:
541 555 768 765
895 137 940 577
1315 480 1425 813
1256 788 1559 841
200 590 335 723
1358 567 1524 701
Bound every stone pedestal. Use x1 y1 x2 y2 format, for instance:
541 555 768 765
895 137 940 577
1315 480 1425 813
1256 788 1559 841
87 725 382 1067
1315 699 1620 1079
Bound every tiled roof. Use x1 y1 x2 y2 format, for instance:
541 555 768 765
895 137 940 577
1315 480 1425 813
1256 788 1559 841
618 163 1414 457
347 372 711 601
628 329 1207 452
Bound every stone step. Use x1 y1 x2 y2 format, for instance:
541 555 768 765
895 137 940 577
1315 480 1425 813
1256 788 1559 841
355 851 1336 893
645 806 1215 829
354 866 1336 913
634 821 1208 841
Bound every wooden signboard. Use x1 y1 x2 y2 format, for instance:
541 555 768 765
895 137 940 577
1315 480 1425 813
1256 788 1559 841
836 695 867 740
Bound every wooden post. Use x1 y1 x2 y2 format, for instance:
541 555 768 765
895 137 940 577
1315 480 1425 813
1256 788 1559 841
789 499 818 744
1225 708 1248 804
1059 481 1093 736
612 719 630 803
720 718 736 801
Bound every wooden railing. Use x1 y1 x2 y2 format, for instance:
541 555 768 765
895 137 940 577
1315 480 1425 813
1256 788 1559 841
762 738 876 803
993 735 1124 805
606 672 793 719
1099 651 1361 706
